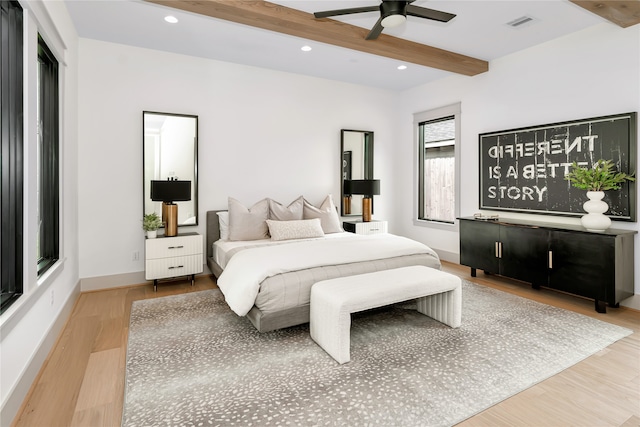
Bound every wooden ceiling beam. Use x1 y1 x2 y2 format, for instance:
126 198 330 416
570 0 640 28
144 0 488 76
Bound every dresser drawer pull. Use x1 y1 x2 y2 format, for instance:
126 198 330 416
493 241 503 258
168 265 184 270
168 245 184 249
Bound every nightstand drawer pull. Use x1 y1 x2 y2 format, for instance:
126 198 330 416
168 245 184 249
168 265 184 270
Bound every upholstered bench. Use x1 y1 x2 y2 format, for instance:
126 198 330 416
309 265 462 364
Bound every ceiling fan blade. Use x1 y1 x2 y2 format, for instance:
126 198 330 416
366 17 385 40
314 6 378 19
406 5 456 23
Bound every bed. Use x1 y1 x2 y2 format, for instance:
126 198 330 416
206 209 441 332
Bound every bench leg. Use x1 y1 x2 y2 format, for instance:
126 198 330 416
310 297 352 364
416 285 462 328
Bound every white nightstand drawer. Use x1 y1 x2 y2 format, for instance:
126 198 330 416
145 254 203 280
343 220 388 235
145 234 203 259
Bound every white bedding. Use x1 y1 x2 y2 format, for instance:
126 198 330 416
213 232 355 269
216 233 439 316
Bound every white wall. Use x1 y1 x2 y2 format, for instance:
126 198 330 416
394 23 640 292
77 39 398 285
0 1 80 424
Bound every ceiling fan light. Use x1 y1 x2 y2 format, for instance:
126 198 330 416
381 14 406 28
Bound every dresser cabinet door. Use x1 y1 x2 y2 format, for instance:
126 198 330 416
500 225 549 286
548 230 613 302
459 220 500 274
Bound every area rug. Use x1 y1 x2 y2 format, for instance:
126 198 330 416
122 281 632 427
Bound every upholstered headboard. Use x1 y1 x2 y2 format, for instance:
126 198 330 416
206 210 222 259
206 210 226 278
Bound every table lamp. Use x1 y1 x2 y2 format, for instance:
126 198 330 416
150 179 191 236
343 179 380 222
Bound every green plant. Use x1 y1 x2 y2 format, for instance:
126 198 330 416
142 212 162 231
565 159 635 191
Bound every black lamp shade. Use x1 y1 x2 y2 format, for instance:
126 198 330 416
151 180 191 203
343 179 380 196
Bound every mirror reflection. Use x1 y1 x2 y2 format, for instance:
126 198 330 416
143 111 198 226
341 129 374 216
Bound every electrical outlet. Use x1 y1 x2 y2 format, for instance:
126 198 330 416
132 251 140 261
50 289 54 306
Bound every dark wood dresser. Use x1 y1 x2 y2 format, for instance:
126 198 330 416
459 217 636 313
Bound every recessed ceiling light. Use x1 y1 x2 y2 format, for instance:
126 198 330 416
164 15 179 24
397 65 407 70
301 45 312 52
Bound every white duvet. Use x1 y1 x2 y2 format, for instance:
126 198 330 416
216 233 439 316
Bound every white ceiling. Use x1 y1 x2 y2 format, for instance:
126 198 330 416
64 0 605 91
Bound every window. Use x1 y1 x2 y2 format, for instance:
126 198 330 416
415 104 460 225
1 0 24 313
37 35 59 276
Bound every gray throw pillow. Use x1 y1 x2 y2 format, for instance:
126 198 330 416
303 195 343 234
269 196 304 221
228 197 269 241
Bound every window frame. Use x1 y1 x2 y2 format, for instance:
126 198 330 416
36 34 60 277
1 0 24 314
413 103 461 231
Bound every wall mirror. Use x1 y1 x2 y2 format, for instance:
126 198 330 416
143 111 198 226
341 129 374 216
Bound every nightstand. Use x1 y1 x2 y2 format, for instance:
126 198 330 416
343 220 388 235
145 232 203 291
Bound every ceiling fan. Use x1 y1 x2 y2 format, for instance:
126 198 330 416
313 0 456 40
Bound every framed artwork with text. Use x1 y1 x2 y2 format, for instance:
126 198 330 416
479 112 636 221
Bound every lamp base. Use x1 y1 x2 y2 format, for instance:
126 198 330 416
343 195 352 215
163 202 178 237
362 197 372 222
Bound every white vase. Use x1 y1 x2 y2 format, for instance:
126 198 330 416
146 230 157 239
580 191 611 232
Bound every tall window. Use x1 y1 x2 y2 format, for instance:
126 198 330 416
416 104 460 225
1 0 24 313
37 35 59 276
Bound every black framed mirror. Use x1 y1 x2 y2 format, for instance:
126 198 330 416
341 129 374 216
143 111 198 226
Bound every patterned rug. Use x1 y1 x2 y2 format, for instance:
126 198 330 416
122 281 631 427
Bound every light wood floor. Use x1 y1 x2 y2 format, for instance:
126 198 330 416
12 262 640 427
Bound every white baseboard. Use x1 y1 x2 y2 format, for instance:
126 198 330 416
0 280 80 426
434 249 459 265
80 264 211 292
80 271 147 291
620 294 640 310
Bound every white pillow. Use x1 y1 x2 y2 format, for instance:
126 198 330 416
266 219 325 241
228 197 270 241
217 211 229 240
303 195 343 234
269 196 304 221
